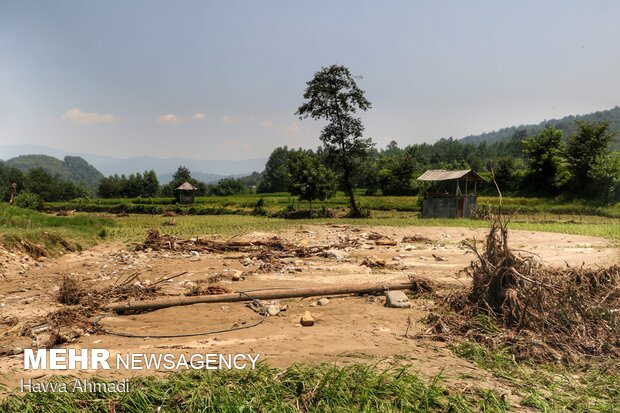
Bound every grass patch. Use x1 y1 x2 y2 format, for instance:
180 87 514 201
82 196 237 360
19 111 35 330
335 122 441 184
1 363 511 412
452 342 620 412
0 206 114 254
109 213 620 243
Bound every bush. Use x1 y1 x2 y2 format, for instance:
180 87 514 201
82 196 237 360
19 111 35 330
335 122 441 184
14 191 43 210
251 198 268 216
346 206 371 218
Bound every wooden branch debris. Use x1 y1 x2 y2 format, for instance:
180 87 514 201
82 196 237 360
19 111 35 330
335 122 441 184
104 281 421 313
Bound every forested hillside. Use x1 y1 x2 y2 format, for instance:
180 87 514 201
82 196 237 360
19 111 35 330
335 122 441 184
5 154 103 190
461 106 620 149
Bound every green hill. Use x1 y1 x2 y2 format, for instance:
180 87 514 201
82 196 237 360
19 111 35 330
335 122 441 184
461 106 620 149
5 154 104 190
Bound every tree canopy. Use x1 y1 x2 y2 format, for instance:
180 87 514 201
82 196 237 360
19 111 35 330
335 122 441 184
296 64 373 217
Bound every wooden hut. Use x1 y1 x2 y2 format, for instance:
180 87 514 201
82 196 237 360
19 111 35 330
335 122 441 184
417 169 484 218
175 182 197 204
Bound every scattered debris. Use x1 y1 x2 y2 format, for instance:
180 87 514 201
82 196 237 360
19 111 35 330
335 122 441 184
361 255 386 268
246 299 287 316
402 234 431 243
57 275 86 305
375 238 398 246
185 285 231 296
367 232 387 241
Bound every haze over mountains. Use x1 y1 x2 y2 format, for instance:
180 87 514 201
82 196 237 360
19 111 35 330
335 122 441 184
0 145 266 184
2 106 619 188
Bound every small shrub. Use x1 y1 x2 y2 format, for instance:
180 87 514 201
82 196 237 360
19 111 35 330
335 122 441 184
346 207 371 218
14 192 43 210
252 198 268 216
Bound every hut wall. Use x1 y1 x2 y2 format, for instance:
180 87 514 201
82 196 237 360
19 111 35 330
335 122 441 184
422 195 477 218
177 191 195 204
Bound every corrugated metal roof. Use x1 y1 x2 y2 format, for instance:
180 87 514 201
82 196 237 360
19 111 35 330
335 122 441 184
176 182 197 190
417 169 484 181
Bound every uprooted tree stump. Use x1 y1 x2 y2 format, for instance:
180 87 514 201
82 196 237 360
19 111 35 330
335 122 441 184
430 212 620 363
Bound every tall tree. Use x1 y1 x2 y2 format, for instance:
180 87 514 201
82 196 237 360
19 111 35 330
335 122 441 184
257 146 293 193
522 126 570 194
172 166 192 183
567 120 615 196
161 165 206 198
296 64 373 217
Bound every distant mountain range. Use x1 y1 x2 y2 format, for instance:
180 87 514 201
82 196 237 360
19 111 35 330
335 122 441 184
3 154 104 190
0 145 267 183
460 106 620 149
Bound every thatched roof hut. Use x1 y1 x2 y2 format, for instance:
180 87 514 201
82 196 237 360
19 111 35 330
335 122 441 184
175 182 197 204
417 169 484 218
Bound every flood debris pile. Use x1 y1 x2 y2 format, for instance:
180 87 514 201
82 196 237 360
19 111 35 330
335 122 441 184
426 214 620 363
184 284 231 296
39 307 93 348
57 274 162 309
139 229 356 273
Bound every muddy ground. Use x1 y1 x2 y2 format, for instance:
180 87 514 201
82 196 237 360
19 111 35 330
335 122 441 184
0 224 618 400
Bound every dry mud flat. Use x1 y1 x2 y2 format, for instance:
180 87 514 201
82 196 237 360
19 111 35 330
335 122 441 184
0 224 617 399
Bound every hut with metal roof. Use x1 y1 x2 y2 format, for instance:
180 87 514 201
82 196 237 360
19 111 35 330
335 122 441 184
416 169 484 218
175 182 197 204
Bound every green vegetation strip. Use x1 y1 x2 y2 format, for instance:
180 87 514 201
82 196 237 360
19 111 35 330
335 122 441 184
1 363 510 412
47 194 620 218
0 206 114 253
453 342 620 412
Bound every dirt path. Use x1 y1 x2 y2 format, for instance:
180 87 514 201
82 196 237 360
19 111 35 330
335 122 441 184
0 224 617 400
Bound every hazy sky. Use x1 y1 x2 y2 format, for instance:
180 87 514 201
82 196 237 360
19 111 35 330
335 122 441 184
1 0 619 160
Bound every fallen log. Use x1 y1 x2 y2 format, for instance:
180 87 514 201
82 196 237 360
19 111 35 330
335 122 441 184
104 281 419 313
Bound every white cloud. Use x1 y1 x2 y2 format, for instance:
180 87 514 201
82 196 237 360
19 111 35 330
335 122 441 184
193 113 207 120
156 114 181 125
220 116 234 124
61 108 119 125
285 122 300 135
260 120 273 128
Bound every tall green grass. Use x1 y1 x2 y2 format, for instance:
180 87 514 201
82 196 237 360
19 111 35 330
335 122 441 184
1 363 511 412
453 342 620 412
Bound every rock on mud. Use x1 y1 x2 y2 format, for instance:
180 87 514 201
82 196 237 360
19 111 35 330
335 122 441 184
324 249 347 261
384 291 411 308
317 298 330 306
300 311 315 326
